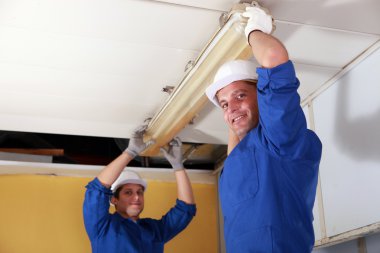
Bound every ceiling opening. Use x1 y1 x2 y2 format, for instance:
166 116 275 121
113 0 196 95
0 130 226 171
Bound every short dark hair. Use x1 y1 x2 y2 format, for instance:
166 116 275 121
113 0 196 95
113 186 122 199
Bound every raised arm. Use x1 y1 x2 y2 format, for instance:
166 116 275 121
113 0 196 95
97 152 134 188
161 138 195 204
97 124 151 187
243 4 288 68
248 31 288 68
174 170 195 204
243 3 307 156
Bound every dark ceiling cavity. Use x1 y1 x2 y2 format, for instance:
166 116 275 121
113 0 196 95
0 130 226 170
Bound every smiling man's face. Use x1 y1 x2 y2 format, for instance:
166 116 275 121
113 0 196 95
217 80 259 140
111 183 145 221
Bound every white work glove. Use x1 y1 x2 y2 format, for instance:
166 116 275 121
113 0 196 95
242 2 275 40
125 123 154 158
160 137 184 171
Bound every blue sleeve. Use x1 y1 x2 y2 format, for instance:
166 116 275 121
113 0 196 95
82 177 112 240
256 60 307 157
154 199 196 243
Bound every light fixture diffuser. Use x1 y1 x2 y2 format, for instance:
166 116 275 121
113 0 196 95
142 3 252 156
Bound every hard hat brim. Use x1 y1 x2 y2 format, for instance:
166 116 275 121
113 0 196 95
205 74 257 107
111 179 147 193
111 170 148 193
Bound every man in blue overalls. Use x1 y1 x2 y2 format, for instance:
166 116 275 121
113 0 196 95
205 3 322 253
83 124 196 253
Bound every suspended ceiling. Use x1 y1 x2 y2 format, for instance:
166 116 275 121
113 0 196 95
0 0 379 153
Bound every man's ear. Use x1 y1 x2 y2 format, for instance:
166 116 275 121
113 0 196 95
110 196 118 206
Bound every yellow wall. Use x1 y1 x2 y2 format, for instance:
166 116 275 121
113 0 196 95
0 174 218 253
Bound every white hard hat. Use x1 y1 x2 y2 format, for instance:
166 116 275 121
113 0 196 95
205 60 257 107
111 170 147 193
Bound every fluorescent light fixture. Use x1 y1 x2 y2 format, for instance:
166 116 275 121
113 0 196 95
142 3 252 156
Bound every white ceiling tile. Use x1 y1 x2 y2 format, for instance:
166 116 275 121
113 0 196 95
274 22 379 68
294 63 341 100
262 0 380 35
1 0 379 143
0 87 156 138
152 0 239 11
0 0 221 51
0 112 140 138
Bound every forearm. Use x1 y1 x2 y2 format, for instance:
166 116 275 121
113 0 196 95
227 128 240 155
175 169 195 204
97 152 134 188
248 31 289 68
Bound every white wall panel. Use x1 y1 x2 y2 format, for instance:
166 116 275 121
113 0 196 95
312 188 322 241
303 105 310 127
312 239 357 253
312 232 380 253
304 104 323 241
313 47 380 237
366 232 380 253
